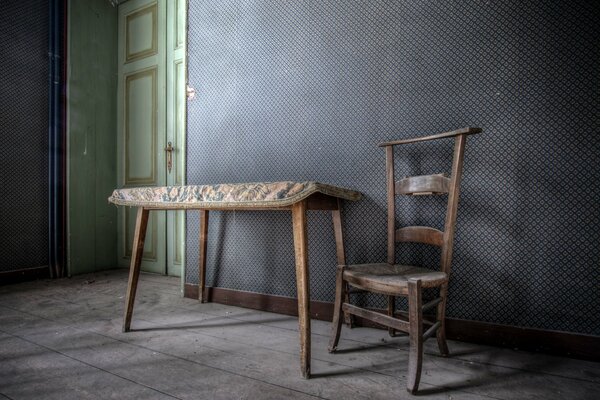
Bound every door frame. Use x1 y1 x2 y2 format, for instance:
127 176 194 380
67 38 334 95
166 0 188 290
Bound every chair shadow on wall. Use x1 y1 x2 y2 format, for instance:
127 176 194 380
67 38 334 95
205 209 291 300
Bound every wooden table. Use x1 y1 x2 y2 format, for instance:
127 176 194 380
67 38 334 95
108 181 361 378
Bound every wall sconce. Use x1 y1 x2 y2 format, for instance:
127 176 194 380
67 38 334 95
108 0 128 6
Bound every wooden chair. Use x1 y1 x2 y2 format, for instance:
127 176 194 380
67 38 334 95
328 127 481 394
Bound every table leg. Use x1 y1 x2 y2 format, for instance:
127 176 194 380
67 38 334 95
292 200 311 378
122 207 149 333
198 209 209 303
331 199 346 265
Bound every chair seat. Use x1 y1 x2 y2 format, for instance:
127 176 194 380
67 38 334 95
343 263 448 295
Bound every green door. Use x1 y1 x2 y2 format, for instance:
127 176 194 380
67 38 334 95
117 0 186 277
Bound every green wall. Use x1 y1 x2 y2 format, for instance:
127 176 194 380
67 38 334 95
67 0 118 275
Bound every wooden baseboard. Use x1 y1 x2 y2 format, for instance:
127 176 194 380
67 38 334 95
184 284 333 321
184 284 600 362
445 319 600 361
0 266 50 285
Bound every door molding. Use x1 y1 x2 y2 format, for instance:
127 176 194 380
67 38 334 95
125 2 158 63
124 66 158 186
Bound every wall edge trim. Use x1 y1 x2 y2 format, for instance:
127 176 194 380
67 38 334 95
0 266 51 285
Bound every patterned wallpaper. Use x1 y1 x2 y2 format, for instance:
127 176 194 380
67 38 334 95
186 1 600 335
0 0 49 272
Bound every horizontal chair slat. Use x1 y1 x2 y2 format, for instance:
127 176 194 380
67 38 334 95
396 174 449 195
378 127 482 147
343 303 410 333
422 297 443 313
396 226 444 247
423 321 442 341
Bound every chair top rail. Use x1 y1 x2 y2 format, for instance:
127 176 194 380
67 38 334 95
378 127 482 147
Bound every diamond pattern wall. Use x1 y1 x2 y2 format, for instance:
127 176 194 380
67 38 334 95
0 0 49 272
186 1 600 335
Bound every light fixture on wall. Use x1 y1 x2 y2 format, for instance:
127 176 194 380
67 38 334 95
108 0 129 6
186 85 196 101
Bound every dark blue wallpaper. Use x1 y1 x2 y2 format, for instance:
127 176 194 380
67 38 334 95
185 1 600 335
0 0 49 272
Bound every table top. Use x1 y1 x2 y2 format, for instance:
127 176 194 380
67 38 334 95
108 181 362 210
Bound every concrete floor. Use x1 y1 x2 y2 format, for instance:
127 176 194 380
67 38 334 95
0 270 598 400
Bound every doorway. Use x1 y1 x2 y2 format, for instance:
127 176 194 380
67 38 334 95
116 0 186 277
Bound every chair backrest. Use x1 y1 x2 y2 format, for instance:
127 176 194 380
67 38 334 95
379 127 481 275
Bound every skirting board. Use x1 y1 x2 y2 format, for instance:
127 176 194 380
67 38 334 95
0 266 50 285
184 284 600 362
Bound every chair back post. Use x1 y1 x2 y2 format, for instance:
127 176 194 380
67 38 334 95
440 133 467 275
385 145 396 265
379 127 480 271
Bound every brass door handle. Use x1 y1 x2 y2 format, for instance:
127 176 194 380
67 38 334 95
165 142 173 173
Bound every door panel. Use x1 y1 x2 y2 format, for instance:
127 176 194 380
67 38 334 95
125 4 157 62
117 0 167 273
124 68 157 185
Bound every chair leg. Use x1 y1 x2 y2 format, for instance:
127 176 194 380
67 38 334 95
343 282 354 328
436 284 450 356
328 265 346 352
331 204 354 329
407 279 423 394
387 295 396 337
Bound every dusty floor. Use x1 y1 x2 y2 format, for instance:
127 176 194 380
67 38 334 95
0 270 598 399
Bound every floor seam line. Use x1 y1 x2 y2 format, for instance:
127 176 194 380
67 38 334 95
0 306 327 400
0 328 184 400
4 296 599 388
134 304 600 386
